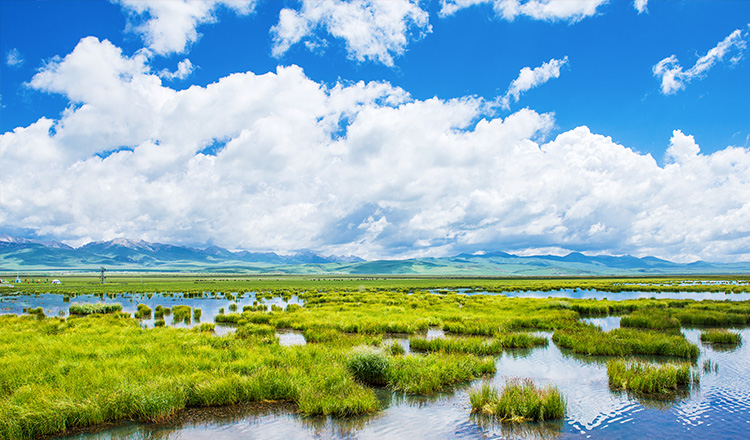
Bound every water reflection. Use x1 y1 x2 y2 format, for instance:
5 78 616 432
582 316 621 332
276 330 306 346
469 414 565 440
442 288 750 301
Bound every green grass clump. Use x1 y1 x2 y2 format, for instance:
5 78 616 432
497 333 549 349
607 360 697 395
410 336 506 355
620 309 680 331
154 318 165 327
700 329 742 345
346 346 390 386
553 326 699 359
193 308 202 321
672 308 750 327
214 313 242 324
384 341 406 356
409 333 547 356
386 354 495 394
469 379 566 422
25 307 45 318
68 303 123 315
134 304 152 319
303 327 341 343
235 323 275 340
195 323 215 333
172 305 191 324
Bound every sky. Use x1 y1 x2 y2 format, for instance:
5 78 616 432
0 0 749 263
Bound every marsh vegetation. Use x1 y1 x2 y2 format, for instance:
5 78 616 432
1 275 749 439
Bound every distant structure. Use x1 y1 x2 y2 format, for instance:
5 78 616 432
51 279 61 284
100 267 106 284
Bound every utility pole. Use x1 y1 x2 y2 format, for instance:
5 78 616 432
100 267 106 284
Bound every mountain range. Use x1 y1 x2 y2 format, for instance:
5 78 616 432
1 235 749 276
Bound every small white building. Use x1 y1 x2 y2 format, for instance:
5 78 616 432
51 279 61 284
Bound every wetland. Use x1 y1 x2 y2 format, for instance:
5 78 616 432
1 275 749 439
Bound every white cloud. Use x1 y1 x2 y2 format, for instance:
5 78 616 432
654 27 748 94
633 0 648 14
4 37 750 262
440 0 607 22
499 56 568 109
5 48 23 67
159 58 195 80
271 0 431 66
115 0 257 55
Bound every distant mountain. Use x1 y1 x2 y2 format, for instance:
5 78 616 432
0 236 363 271
0 235 749 275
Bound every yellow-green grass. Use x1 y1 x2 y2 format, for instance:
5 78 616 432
409 333 547 355
469 380 565 422
607 360 698 395
620 309 681 331
0 314 493 439
68 303 122 315
6 274 750 299
700 329 742 345
553 326 699 359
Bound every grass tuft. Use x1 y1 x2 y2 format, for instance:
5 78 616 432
346 346 390 386
607 360 698 395
469 379 566 422
68 303 122 315
700 329 742 345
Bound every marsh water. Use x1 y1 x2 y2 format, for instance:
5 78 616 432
2 290 749 439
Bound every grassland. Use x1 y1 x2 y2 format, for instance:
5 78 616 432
0 275 748 438
3 273 750 297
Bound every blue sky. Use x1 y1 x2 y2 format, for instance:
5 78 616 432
1 0 749 262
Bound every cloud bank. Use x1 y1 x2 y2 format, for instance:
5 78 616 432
271 0 431 66
115 0 257 55
654 26 748 94
3 37 750 262
440 0 607 22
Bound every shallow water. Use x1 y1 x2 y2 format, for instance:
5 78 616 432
56 326 750 440
444 288 750 301
0 292 302 328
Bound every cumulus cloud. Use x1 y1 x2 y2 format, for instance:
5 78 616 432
159 58 195 80
115 0 257 55
271 0 431 66
654 26 748 94
439 0 607 22
5 48 23 67
499 56 568 109
633 0 648 14
3 37 750 262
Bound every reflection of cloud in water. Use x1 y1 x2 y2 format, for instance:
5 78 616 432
469 414 564 440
